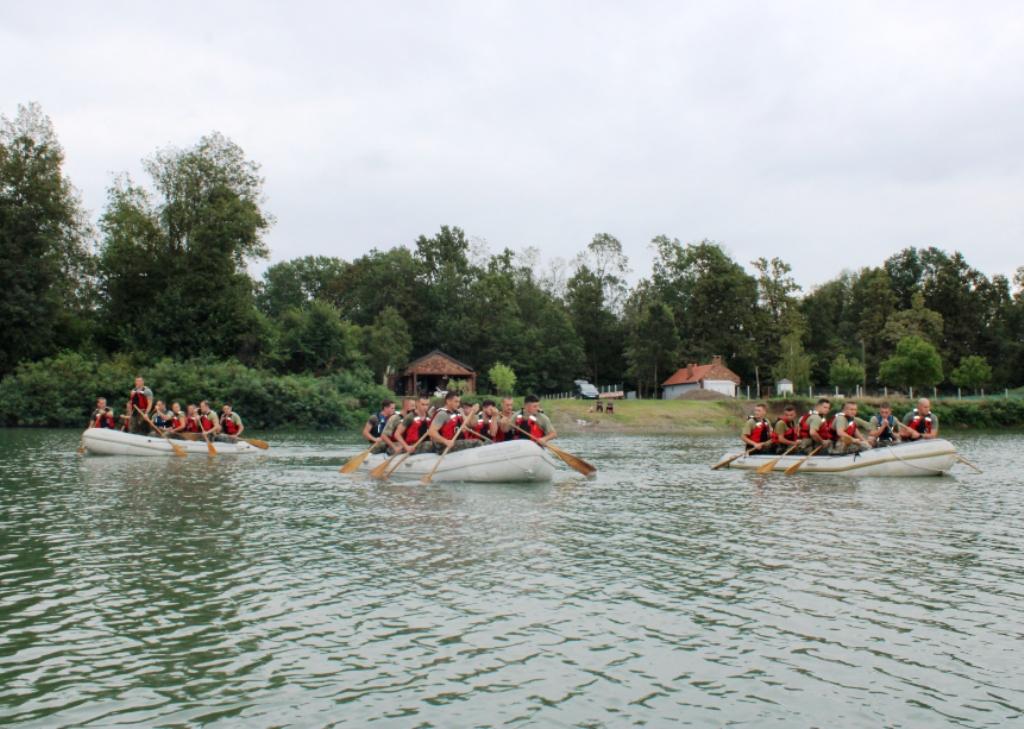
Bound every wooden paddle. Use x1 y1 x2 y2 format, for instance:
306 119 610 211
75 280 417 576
135 407 188 458
755 444 798 474
371 429 433 480
511 424 597 477
956 455 983 474
243 438 269 450
339 444 375 474
711 449 752 470
421 419 472 484
784 444 824 476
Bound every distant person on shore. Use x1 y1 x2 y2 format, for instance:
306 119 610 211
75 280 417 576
797 398 835 453
515 394 557 445
219 404 245 442
395 396 434 454
903 398 939 439
772 404 799 453
832 401 873 454
90 398 116 429
869 402 911 445
741 403 773 452
363 399 400 455
605 401 614 414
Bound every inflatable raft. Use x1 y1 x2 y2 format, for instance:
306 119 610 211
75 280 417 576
720 438 959 477
81 428 262 456
362 440 561 483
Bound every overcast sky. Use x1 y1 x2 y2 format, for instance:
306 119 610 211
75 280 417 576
3 1 1022 289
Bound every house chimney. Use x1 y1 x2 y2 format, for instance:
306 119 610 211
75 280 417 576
712 355 723 366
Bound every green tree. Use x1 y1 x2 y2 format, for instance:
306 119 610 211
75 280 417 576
98 133 271 359
364 306 412 385
257 255 349 318
565 265 625 384
771 331 813 392
829 354 865 393
950 355 992 394
488 363 517 395
882 291 943 347
278 301 364 375
878 336 943 392
0 103 91 374
625 297 681 398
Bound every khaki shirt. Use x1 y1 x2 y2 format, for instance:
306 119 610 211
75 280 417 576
833 414 872 438
806 413 828 438
525 412 553 435
773 418 797 440
903 410 939 433
382 413 402 438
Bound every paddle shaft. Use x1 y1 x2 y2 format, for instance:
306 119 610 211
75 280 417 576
135 406 187 457
711 448 753 470
784 444 824 475
510 424 597 477
373 429 434 480
420 419 472 484
755 444 798 474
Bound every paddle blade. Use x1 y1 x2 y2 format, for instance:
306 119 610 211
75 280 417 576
755 457 781 475
171 442 187 457
339 448 371 474
206 438 217 456
547 443 597 477
711 451 744 470
369 456 395 480
245 438 269 450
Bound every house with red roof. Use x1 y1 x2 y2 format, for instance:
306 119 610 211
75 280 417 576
661 355 741 399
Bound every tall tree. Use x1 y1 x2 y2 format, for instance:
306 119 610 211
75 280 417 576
364 306 412 385
0 103 91 374
257 255 349 318
624 298 680 398
878 336 943 392
565 265 625 384
98 133 271 358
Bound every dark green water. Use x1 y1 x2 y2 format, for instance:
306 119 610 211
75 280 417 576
1 429 1022 727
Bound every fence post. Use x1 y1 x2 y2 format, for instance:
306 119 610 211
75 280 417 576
958 387 961 400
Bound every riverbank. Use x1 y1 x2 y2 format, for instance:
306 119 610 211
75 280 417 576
544 396 1024 435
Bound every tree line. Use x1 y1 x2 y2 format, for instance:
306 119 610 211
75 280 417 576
3 102 1023 406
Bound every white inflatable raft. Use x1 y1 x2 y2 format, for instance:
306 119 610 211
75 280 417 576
362 440 561 483
721 438 959 477
81 428 261 456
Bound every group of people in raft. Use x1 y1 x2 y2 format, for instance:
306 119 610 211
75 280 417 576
741 397 939 456
88 376 245 442
362 391 557 456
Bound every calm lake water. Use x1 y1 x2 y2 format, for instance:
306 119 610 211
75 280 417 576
1 429 1022 727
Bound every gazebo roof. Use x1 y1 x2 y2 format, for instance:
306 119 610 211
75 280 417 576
402 350 475 377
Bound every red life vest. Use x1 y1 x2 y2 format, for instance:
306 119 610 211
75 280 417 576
170 413 186 429
129 388 150 412
184 416 201 433
437 409 464 440
908 411 933 434
748 417 772 443
798 410 834 441
771 418 797 444
199 413 217 432
403 415 430 443
516 412 546 440
221 414 240 435
838 416 858 438
492 414 514 442
92 409 115 429
463 416 488 440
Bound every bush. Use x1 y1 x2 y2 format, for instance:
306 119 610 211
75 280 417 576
0 352 391 429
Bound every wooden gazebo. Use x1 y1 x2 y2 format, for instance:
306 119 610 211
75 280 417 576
390 350 476 395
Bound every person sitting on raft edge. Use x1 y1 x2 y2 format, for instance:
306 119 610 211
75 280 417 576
741 403 773 453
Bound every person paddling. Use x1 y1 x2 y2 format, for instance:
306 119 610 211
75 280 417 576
166 402 187 437
514 394 557 445
495 397 517 442
90 397 116 429
427 392 480 453
771 404 799 453
741 403 773 453
219 404 245 442
395 396 434 454
150 401 171 430
903 398 939 440
831 401 873 454
363 399 401 455
797 398 834 454
198 401 220 437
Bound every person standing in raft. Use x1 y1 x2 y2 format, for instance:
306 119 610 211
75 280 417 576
219 404 245 442
363 399 400 455
395 396 434 454
124 376 154 433
90 398 116 428
427 392 480 453
771 404 800 454
515 394 557 445
740 403 773 453
903 398 939 440
796 398 835 454
831 401 873 454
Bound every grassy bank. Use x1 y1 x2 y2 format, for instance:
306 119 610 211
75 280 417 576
538 396 1024 435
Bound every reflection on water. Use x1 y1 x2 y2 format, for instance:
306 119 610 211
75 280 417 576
1 428 1023 727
